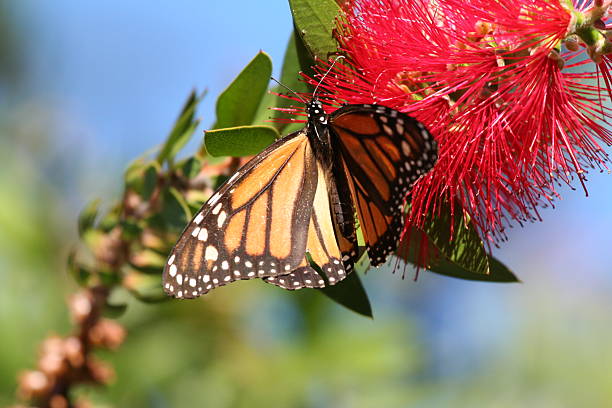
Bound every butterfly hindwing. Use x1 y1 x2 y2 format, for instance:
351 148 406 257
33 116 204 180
329 105 437 266
264 162 353 290
163 130 318 298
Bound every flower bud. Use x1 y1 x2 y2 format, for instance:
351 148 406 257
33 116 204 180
17 370 51 399
69 292 92 323
88 319 126 350
63 336 84 367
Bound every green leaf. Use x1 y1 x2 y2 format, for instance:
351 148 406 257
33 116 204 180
422 204 489 276
103 301 128 318
119 218 142 242
130 248 167 274
97 205 120 232
282 31 315 87
429 255 520 283
399 228 520 283
289 0 340 61
318 272 373 318
205 125 279 157
293 25 318 77
157 90 203 164
66 249 92 287
78 198 101 237
141 162 159 201
160 187 192 230
124 271 169 303
252 89 281 128
178 156 202 179
125 160 161 201
214 52 272 129
254 31 314 132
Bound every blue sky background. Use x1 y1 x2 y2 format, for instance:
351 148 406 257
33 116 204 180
3 0 612 401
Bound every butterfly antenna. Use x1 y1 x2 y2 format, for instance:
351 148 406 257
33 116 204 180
270 77 307 104
313 55 345 97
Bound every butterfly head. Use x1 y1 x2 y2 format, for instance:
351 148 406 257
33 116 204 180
307 98 328 127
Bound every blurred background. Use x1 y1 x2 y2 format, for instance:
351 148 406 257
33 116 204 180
1 1 611 406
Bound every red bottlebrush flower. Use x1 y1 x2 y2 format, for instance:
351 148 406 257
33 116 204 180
312 0 611 244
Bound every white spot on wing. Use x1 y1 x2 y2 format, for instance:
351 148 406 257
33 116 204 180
212 203 222 215
217 211 227 227
194 212 204 225
198 228 208 241
401 141 411 156
169 264 177 277
205 246 218 261
228 172 239 183
208 192 222 207
167 255 175 265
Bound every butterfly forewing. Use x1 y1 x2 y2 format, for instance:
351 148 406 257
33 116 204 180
330 105 437 266
163 130 318 298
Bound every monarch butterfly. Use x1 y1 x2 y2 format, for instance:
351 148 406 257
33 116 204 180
163 91 437 299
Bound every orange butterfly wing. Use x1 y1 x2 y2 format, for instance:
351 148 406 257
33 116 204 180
330 105 437 266
163 131 319 298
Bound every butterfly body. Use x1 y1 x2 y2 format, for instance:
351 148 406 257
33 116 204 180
163 99 437 299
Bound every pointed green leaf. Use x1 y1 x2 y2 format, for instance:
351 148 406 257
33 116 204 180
78 198 101 237
124 271 168 303
422 204 489 275
157 90 203 164
130 248 167 274
293 25 318 77
119 218 142 242
97 205 120 233
178 156 202 179
66 249 92 287
160 187 191 230
205 125 279 157
103 301 128 318
429 255 520 283
399 228 520 283
254 31 313 132
281 31 314 88
141 162 159 201
289 0 340 61
214 52 272 129
252 89 281 128
318 272 373 318
125 160 161 201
